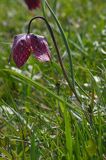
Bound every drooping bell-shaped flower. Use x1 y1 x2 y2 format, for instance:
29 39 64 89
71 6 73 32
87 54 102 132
30 34 51 62
12 34 31 68
11 33 51 68
24 0 41 10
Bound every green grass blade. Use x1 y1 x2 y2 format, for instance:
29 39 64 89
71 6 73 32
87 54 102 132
65 112 73 160
61 103 73 160
45 0 75 89
0 147 12 160
30 132 36 160
41 0 46 18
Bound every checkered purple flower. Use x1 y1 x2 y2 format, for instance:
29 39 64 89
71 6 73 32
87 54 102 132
12 33 51 68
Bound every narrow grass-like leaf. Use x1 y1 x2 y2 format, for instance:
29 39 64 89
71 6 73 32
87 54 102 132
30 132 35 160
45 0 75 89
0 147 12 160
64 107 73 160
41 0 46 18
60 103 73 160
30 132 39 160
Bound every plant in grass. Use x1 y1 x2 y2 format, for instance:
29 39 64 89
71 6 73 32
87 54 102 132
9 15 81 103
0 0 104 159
7 1 87 159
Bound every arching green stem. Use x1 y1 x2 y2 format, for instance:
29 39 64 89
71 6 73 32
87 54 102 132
27 16 81 103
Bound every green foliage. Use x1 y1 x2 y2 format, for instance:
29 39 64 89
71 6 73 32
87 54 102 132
0 0 105 159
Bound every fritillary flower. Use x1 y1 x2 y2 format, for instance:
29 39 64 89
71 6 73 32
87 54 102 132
11 33 51 68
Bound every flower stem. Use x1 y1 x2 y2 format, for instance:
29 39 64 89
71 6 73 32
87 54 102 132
45 1 76 90
27 16 81 104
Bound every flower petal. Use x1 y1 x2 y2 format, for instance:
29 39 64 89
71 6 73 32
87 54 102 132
30 34 51 62
12 34 31 68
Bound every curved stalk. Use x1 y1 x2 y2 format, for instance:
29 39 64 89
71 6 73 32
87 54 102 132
45 1 75 89
27 16 81 103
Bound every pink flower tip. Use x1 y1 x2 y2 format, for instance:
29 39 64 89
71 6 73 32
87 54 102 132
30 34 51 62
11 33 51 68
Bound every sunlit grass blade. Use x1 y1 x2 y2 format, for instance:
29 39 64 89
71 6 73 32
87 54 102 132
60 103 73 160
64 110 73 160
